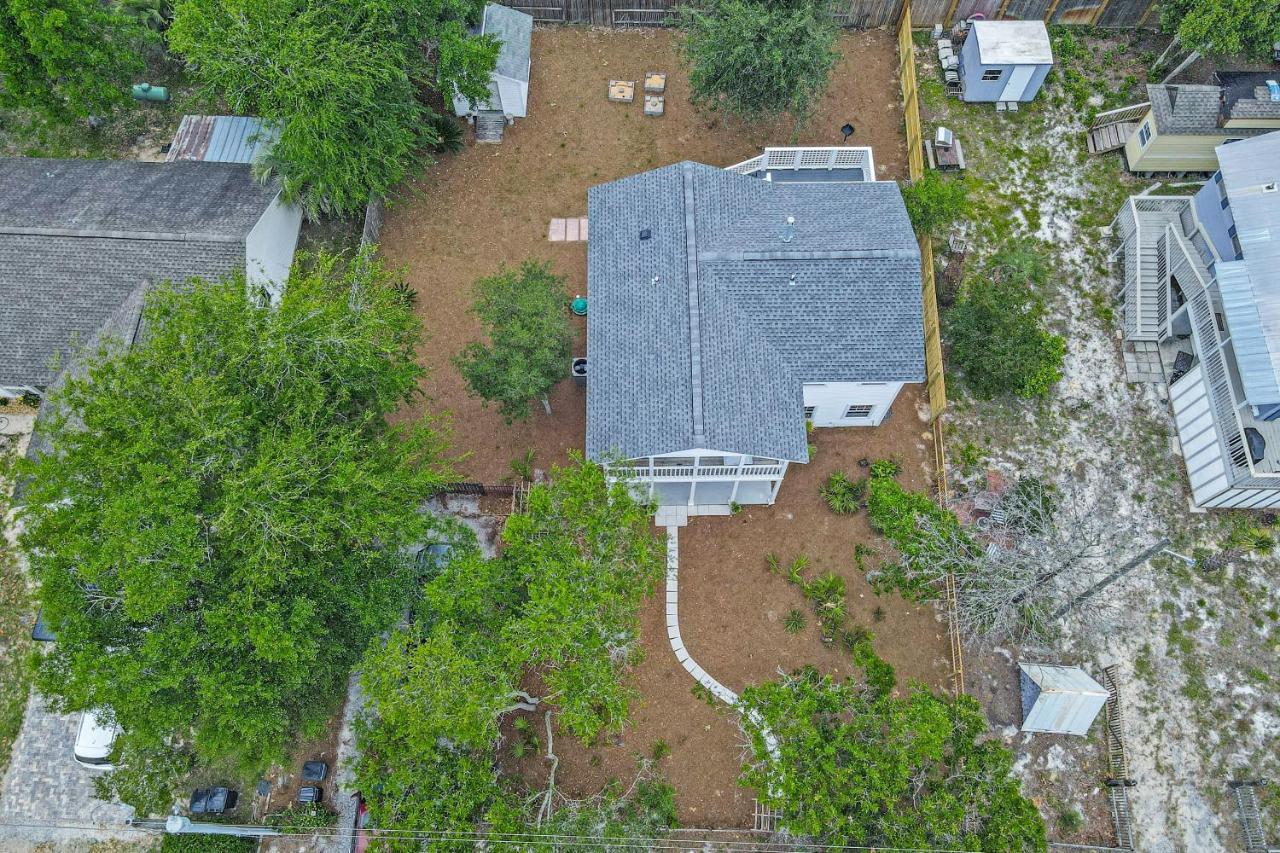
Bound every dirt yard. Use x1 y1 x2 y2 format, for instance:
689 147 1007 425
501 386 950 829
380 26 907 482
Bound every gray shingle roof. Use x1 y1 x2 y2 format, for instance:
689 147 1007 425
586 161 923 463
1146 83 1279 138
0 159 278 238
0 159 277 390
484 4 532 82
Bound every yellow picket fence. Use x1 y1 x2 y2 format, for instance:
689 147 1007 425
897 1 964 698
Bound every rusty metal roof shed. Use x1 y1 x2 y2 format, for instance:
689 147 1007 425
166 115 277 164
1019 662 1108 736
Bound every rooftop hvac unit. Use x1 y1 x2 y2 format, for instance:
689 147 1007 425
935 127 955 149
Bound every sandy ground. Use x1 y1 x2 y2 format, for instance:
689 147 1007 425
380 26 907 482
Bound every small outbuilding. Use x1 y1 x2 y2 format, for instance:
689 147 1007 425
167 115 279 164
452 3 532 122
1019 663 1108 736
960 20 1053 105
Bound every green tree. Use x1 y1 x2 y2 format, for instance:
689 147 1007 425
18 250 455 775
1160 0 1280 60
454 260 573 423
900 171 969 237
168 0 499 217
740 667 1046 851
354 459 664 831
946 242 1065 399
0 0 144 118
677 0 839 122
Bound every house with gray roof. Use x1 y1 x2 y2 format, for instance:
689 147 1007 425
1122 75 1280 173
586 148 923 509
1113 130 1280 509
0 158 301 399
452 3 532 129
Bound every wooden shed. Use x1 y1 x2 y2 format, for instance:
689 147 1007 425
960 20 1053 105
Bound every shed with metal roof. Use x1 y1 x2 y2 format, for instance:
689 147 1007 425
1019 663 1108 736
167 115 278 164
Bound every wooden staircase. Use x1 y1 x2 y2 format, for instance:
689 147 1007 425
1232 781 1269 852
1101 665 1136 850
1087 102 1150 155
475 110 506 144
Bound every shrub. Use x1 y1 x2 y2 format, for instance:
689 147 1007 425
821 471 867 514
651 738 671 760
267 802 339 832
901 172 969 237
869 458 901 480
161 837 256 852
947 243 1065 399
429 113 466 154
866 476 968 601
784 608 807 634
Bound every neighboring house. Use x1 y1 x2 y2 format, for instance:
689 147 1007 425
959 20 1053 105
452 3 532 127
1122 76 1280 174
166 115 280 165
1113 130 1280 509
585 148 924 510
0 158 301 400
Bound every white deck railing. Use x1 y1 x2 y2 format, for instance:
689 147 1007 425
1088 101 1151 131
726 146 875 180
623 464 784 480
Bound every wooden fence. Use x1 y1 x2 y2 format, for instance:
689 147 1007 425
898 1 964 699
502 0 1158 28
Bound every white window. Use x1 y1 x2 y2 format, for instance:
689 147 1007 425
844 404 873 419
803 406 816 421
981 69 1003 82
1138 122 1151 147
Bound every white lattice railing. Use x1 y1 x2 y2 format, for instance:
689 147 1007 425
726 146 875 180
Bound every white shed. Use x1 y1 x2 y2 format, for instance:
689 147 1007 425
452 4 532 121
1019 663 1108 736
960 20 1053 104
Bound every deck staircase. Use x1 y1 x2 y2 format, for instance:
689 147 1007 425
1114 197 1192 341
1101 665 1136 850
1232 781 1269 852
474 110 506 144
1088 102 1150 155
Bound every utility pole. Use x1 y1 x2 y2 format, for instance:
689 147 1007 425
1052 538 1170 621
164 815 280 838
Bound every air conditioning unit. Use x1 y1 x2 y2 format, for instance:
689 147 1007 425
935 127 955 149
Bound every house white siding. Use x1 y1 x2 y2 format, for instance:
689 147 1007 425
245 191 303 304
615 448 789 508
803 382 903 427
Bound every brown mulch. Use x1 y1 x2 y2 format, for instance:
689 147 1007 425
380 27 908 482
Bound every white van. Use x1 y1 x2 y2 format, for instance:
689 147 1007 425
73 709 119 769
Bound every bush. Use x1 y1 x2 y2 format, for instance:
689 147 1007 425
161 837 256 852
266 802 339 831
820 471 867 514
866 476 968 601
947 243 1065 399
900 172 968 237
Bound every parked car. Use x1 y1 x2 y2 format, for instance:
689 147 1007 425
414 542 454 575
73 709 119 769
352 793 372 853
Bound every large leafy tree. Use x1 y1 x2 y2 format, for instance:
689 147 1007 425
740 667 1046 851
454 260 574 424
353 459 664 833
168 0 499 217
677 0 839 122
18 250 454 779
0 0 145 118
1160 0 1280 60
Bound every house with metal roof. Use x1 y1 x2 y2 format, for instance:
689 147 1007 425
585 148 924 509
0 158 301 399
1118 75 1280 173
1112 130 1280 509
452 3 532 138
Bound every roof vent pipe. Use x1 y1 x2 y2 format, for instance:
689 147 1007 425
781 215 796 243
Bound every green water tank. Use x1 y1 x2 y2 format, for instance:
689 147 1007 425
131 83 169 102
570 296 588 316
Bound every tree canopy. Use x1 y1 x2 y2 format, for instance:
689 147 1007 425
1160 0 1280 60
946 242 1065 399
677 0 839 122
740 667 1046 851
168 0 499 217
454 260 574 424
18 250 455 781
901 172 969 238
353 459 665 833
0 0 145 118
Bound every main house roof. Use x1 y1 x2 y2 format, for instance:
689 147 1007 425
0 159 280 390
586 161 923 463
